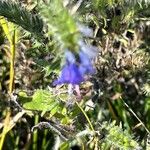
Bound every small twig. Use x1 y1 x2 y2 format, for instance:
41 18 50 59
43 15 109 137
10 93 23 111
0 111 26 131
31 122 68 141
75 102 94 131
123 100 150 134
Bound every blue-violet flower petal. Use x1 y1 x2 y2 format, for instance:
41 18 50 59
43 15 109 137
79 51 96 75
53 63 84 85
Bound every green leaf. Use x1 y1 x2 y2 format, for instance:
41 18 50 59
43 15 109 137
50 104 60 116
20 89 59 111
18 91 32 104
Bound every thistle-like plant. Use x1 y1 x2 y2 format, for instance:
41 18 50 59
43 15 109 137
0 0 44 39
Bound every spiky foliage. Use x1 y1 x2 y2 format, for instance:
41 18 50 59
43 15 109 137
58 120 140 149
0 0 44 39
38 0 80 51
100 121 140 150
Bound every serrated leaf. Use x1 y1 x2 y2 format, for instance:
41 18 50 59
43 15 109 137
20 89 58 111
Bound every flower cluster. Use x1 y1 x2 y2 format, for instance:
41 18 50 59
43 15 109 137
53 43 97 86
53 25 98 98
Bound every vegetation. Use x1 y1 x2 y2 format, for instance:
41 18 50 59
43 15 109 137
0 0 150 149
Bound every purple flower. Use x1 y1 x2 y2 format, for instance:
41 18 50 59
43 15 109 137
53 50 84 85
79 51 95 75
53 47 97 86
53 62 84 85
65 50 76 63
78 40 98 59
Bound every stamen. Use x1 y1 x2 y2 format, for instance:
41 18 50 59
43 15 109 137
75 85 82 101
